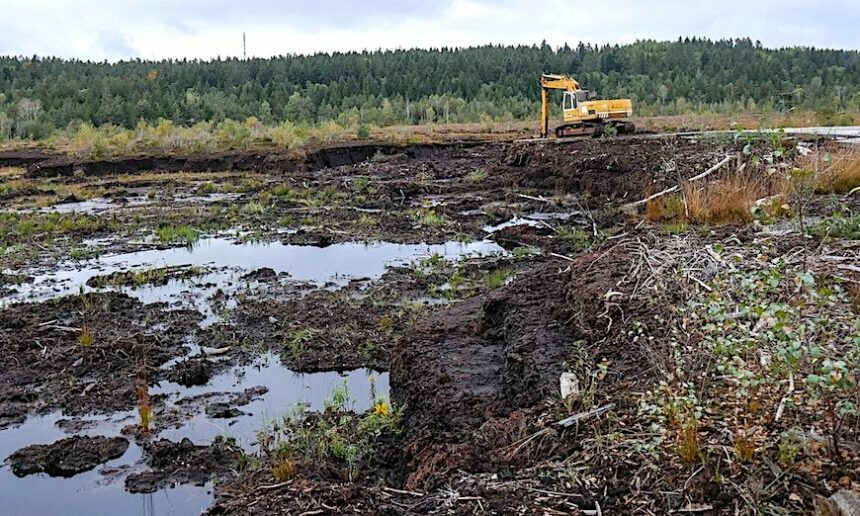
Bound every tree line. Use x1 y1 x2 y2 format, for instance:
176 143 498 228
1 37 859 140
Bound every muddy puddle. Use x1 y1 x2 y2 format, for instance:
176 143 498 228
0 412 212 516
0 231 495 514
0 352 387 516
2 196 152 215
4 191 244 216
1 237 504 325
153 353 388 447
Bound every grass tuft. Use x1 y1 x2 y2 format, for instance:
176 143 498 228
813 150 860 194
646 169 781 225
156 225 201 247
467 167 488 183
483 269 511 289
675 417 701 466
415 210 448 227
77 324 95 347
271 459 296 482
733 428 756 462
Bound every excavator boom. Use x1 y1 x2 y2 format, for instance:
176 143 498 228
540 74 580 91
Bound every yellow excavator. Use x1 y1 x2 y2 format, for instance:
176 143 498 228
539 73 634 138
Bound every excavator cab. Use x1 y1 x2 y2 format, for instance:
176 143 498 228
562 91 576 111
562 90 590 112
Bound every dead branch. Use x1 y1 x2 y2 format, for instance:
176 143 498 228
549 252 576 262
775 369 795 423
556 403 616 428
381 486 425 497
623 154 734 208
516 193 553 204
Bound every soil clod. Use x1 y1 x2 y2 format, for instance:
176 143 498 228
167 359 214 387
124 437 242 493
8 436 129 478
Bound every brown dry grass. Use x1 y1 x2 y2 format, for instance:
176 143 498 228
675 418 702 466
271 459 297 482
810 150 860 194
686 174 761 223
0 166 24 178
645 169 782 225
733 428 757 462
848 284 860 315
135 359 153 433
136 379 152 433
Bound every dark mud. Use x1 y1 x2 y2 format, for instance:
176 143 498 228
166 358 215 387
177 386 269 420
125 437 242 493
0 292 199 424
504 138 723 198
23 141 481 178
9 435 129 478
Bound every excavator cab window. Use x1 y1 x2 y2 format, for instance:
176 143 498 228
562 91 577 110
576 90 589 102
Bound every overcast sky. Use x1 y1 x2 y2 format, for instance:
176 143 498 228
1 0 859 61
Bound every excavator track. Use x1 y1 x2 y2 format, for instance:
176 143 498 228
554 123 595 138
554 120 635 138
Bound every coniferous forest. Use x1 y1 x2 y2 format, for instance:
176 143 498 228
1 37 859 140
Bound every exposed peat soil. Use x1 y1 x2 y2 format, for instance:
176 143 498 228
2 135 857 514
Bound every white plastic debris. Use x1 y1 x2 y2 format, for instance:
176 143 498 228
560 372 579 399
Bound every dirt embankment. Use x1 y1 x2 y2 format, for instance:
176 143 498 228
391 259 574 489
11 141 482 178
503 137 724 199
0 149 54 168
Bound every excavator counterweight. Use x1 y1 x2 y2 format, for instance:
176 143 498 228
539 73 634 138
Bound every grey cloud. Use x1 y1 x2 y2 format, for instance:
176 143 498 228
1 0 859 60
166 19 197 36
0 21 26 56
144 0 454 30
97 31 137 60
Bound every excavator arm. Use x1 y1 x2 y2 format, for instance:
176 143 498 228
540 74 580 138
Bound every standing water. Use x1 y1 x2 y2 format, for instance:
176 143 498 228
0 236 502 515
0 356 388 516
